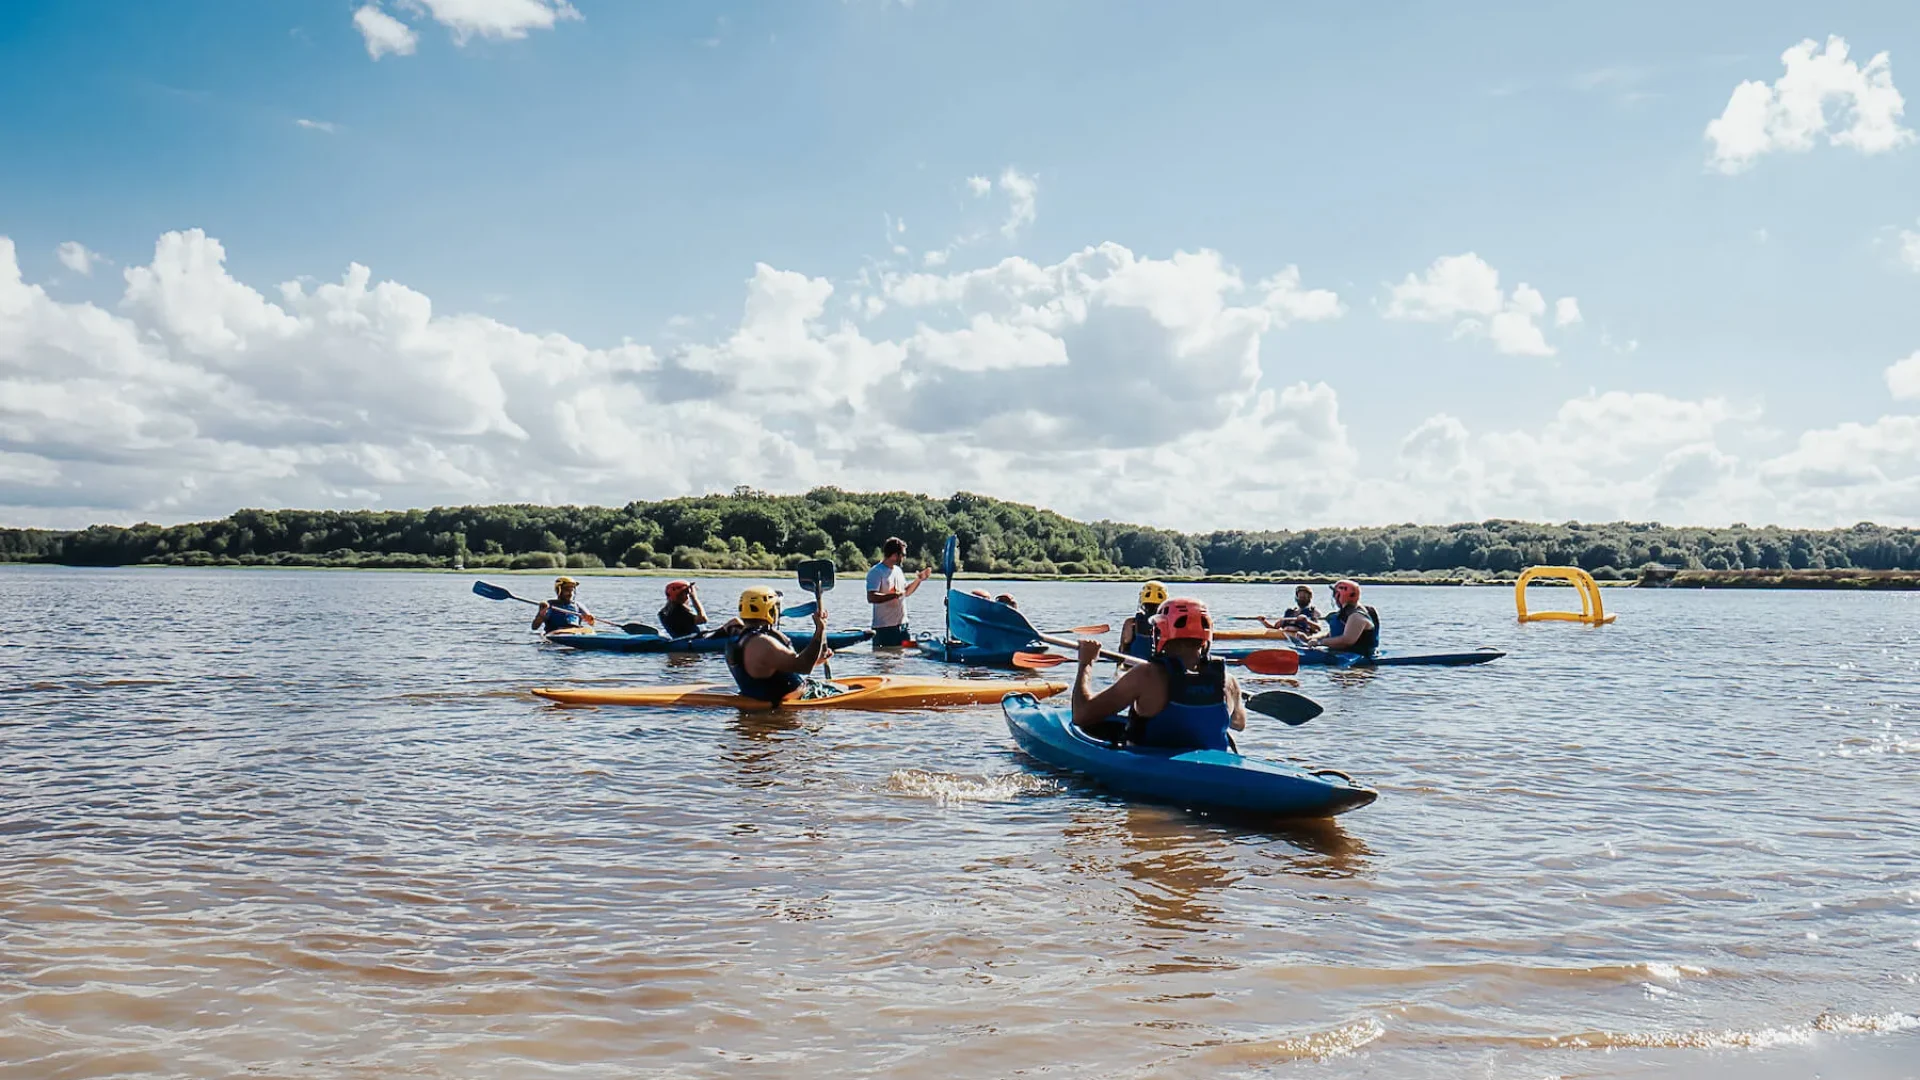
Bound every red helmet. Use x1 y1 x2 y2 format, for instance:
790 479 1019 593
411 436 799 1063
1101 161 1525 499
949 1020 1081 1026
665 580 692 601
1332 579 1361 605
1151 597 1213 645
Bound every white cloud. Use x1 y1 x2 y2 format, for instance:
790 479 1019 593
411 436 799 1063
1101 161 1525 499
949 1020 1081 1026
997 167 1037 239
965 176 991 197
922 249 949 268
1888 351 1920 400
352 4 418 59
1706 35 1914 173
1899 224 1920 271
55 242 99 276
295 118 338 134
405 0 581 43
1382 253 1577 357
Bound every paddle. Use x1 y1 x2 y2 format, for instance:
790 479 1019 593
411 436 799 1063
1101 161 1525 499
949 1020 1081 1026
1245 690 1325 726
941 535 958 651
780 600 817 619
1015 647 1299 675
795 558 836 680
471 580 660 636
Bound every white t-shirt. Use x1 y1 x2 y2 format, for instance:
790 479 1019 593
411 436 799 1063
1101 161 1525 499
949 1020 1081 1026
866 561 906 628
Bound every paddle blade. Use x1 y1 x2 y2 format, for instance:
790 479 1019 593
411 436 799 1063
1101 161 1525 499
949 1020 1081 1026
796 558 835 593
1011 651 1067 669
472 581 513 601
941 535 958 577
619 622 661 636
781 600 818 619
1236 649 1301 676
1059 623 1111 635
1245 689 1324 726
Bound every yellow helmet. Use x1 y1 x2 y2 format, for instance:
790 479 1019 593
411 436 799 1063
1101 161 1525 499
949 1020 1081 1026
1138 580 1169 607
555 576 580 588
738 586 781 624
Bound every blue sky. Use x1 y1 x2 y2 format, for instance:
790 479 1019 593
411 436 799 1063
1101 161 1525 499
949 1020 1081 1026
2 0 1917 529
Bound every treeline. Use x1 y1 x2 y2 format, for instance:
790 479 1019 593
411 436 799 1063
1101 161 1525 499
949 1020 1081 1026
2 491 1917 577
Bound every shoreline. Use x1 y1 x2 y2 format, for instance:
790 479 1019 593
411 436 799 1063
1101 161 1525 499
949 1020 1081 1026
6 563 1918 589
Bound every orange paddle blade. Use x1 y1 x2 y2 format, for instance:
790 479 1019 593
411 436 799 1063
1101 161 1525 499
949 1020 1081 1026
1233 649 1301 676
1011 651 1068 669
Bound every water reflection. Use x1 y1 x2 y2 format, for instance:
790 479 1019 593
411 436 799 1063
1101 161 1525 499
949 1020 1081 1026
722 711 810 789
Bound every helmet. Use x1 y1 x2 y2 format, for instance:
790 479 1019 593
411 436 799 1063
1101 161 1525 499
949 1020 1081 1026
1138 580 1169 607
1332 579 1361 605
1151 597 1213 645
555 576 580 588
738 586 782 624
665 580 692 602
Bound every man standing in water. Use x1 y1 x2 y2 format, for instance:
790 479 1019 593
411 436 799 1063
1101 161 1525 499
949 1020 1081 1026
865 536 931 647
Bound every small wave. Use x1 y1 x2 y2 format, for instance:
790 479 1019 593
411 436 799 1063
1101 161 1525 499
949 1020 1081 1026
1190 1018 1386 1065
883 768 1060 804
1538 1010 1918 1051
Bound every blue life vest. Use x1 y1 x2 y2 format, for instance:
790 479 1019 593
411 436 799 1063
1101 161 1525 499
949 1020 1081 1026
542 601 585 633
1122 610 1156 661
1129 655 1231 751
1324 603 1380 656
725 625 806 703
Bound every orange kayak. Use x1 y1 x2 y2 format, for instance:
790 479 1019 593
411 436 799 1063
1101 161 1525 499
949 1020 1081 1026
532 675 1066 712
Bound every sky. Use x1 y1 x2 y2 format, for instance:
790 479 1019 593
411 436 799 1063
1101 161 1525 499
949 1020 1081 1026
1 0 1918 532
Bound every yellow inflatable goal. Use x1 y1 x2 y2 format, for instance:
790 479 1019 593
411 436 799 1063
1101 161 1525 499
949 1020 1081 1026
1515 565 1617 625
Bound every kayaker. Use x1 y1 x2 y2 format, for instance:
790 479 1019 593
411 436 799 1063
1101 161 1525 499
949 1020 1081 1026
1258 585 1323 634
658 580 710 638
866 537 931 648
993 593 1019 609
724 586 842 703
1071 596 1246 751
1118 580 1168 661
1299 579 1379 657
532 576 596 634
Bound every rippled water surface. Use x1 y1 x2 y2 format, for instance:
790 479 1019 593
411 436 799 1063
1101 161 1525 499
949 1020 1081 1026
3 567 1918 1078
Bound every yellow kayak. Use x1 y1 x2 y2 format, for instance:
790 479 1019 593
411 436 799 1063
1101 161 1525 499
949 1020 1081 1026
531 675 1066 712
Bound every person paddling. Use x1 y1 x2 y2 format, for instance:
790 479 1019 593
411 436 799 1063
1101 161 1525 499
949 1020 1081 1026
658 580 710 638
1070 596 1247 751
1258 585 1323 634
1119 580 1167 661
532 576 596 634
866 537 931 648
724 586 842 703
1297 579 1378 657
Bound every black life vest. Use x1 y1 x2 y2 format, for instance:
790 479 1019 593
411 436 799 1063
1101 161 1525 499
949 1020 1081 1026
1122 610 1156 660
1325 603 1380 655
658 602 702 639
724 625 806 702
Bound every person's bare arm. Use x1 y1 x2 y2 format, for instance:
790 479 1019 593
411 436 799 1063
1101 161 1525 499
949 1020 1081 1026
690 588 708 623
1226 672 1247 732
749 608 832 677
1318 613 1369 650
1070 639 1147 731
901 565 932 598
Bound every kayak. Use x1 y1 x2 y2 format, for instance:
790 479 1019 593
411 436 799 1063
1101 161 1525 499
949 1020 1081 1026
533 675 1066 712
549 628 874 654
1002 694 1377 818
910 633 1033 668
1216 646 1507 668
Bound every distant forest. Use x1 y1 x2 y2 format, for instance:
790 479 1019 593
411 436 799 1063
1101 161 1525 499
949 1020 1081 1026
4 487 1918 578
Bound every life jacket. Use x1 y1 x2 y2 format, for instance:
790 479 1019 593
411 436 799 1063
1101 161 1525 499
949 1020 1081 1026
1128 654 1231 752
724 624 806 703
1325 603 1380 655
1284 604 1321 621
542 601 585 633
658 602 702 639
1122 610 1156 661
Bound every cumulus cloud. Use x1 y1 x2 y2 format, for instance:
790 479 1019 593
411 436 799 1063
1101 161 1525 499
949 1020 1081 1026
352 4 417 59
55 242 99 276
1888 351 1920 400
1706 35 1914 173
965 175 992 197
1382 253 1578 357
997 167 1037 239
0 229 1352 530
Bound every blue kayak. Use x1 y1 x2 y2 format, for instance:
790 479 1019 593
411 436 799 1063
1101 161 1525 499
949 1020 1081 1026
1216 646 1506 669
911 633 1037 668
1001 694 1377 818
549 628 875 654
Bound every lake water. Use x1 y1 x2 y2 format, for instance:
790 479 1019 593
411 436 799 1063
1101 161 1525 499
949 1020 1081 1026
2 567 1917 1078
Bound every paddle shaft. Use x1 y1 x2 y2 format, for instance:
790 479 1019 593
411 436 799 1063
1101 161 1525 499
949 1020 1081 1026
477 583 658 636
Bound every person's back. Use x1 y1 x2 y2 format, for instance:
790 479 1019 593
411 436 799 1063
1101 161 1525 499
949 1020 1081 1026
657 580 706 638
724 586 838 703
1128 653 1233 752
1070 596 1244 753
